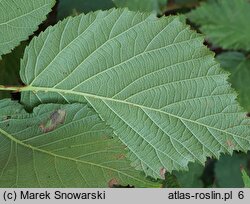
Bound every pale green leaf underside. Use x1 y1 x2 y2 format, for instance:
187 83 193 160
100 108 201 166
20 9 250 178
188 0 250 51
0 0 55 57
113 0 167 13
216 52 250 112
216 52 245 74
0 99 157 187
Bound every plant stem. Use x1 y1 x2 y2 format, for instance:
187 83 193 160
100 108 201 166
0 85 24 92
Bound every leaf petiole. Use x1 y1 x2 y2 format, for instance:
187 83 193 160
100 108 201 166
0 85 24 92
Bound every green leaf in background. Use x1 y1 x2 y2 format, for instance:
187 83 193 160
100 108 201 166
0 0 56 57
188 0 250 51
175 0 199 4
0 42 27 99
215 153 249 187
163 173 180 188
18 9 250 179
216 52 245 74
57 0 115 20
113 0 167 13
0 99 158 187
216 52 250 112
174 162 204 187
241 169 250 188
165 0 201 12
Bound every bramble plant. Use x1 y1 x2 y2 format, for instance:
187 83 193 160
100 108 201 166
0 0 250 187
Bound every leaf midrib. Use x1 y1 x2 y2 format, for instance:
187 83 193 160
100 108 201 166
22 85 248 142
0 125 155 186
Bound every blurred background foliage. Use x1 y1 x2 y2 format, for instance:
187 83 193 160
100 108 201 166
0 0 249 187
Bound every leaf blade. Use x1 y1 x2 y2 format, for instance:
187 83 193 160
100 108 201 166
20 9 250 178
215 153 248 187
187 0 250 51
216 52 250 112
0 99 158 187
0 0 55 57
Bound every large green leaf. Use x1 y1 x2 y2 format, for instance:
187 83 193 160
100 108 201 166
113 0 167 13
0 0 55 57
175 0 199 4
174 162 204 187
216 52 250 112
0 99 158 187
215 153 248 187
18 9 250 178
57 0 115 20
188 0 250 51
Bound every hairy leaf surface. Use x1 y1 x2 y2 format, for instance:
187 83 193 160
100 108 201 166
20 9 250 178
0 99 157 187
0 0 55 57
188 0 250 51
217 52 250 112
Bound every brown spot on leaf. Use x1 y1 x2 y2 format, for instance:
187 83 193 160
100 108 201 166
226 140 234 147
160 184 164 188
108 178 119 188
160 167 166 179
102 135 109 140
240 164 244 172
40 109 66 133
246 113 250 117
3 115 11 120
115 154 126 160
